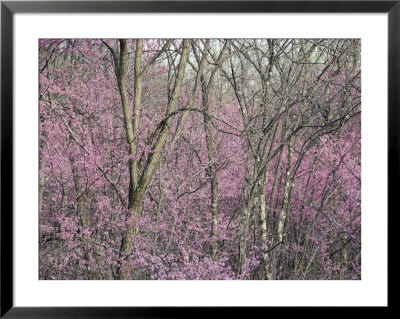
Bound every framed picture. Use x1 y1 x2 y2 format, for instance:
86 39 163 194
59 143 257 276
1 0 394 317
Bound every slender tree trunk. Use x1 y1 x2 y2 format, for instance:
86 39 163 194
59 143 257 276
259 178 268 245
129 39 143 197
113 40 138 211
277 140 293 243
200 74 219 258
238 202 250 276
238 163 252 276
117 40 191 279
259 166 271 279
275 139 294 279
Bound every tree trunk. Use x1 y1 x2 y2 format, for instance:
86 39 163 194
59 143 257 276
117 39 191 279
201 74 219 258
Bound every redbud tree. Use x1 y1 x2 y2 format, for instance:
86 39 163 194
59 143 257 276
39 39 361 280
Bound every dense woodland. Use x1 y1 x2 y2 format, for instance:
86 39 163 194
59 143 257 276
39 39 361 280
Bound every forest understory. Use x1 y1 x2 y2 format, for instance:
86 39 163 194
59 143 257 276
39 39 361 280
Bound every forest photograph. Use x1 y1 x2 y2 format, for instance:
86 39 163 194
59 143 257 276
39 38 361 280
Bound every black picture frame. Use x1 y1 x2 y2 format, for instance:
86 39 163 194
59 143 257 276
1 1 394 317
